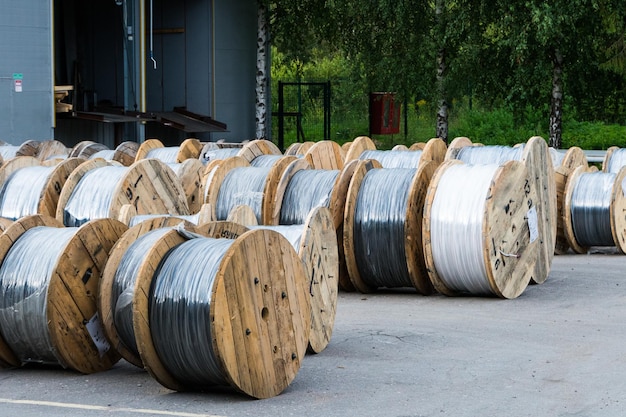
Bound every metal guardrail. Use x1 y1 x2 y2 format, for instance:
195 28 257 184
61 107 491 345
555 149 606 164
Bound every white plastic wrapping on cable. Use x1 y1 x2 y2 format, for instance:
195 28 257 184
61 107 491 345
215 167 270 223
250 154 283 168
359 150 423 168
63 166 127 226
570 171 616 247
456 145 524 165
549 147 566 168
146 147 180 163
0 226 76 365
429 163 501 295
353 168 416 288
0 145 20 160
200 148 239 165
112 228 172 358
150 237 235 386
0 166 53 220
89 149 116 160
249 224 303 249
128 214 200 227
280 169 339 225
606 148 626 174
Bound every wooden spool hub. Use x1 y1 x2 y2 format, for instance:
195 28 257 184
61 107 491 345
409 142 426 151
69 141 109 159
554 147 588 254
113 141 140 166
56 158 189 225
304 140 345 170
603 146 619 172
132 228 310 398
0 215 127 372
423 160 537 299
37 140 69 161
99 217 198 367
343 159 436 294
227 204 259 226
15 140 41 157
238 139 282 163
563 166 626 254
169 158 205 214
198 206 338 354
344 136 376 162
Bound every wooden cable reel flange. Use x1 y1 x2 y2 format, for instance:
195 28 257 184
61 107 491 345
56 158 190 225
392 144 409 151
35 158 85 218
15 140 40 157
116 203 213 227
170 158 205 214
134 139 165 162
197 206 338 354
203 156 252 220
304 140 345 170
563 165 626 254
37 140 69 161
554 146 588 254
132 228 310 398
0 156 40 185
341 141 352 155
409 142 427 151
266 158 312 225
99 217 198 367
343 159 436 294
0 215 127 372
284 142 302 156
226 204 259 226
603 146 619 172
423 160 537 299
344 136 376 162
69 141 109 159
238 139 282 163
443 136 474 161
113 141 140 166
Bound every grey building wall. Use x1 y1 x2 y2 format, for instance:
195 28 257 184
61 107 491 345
0 2 54 143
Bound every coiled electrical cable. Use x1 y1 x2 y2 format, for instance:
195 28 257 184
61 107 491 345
279 170 339 225
215 167 269 222
0 226 76 365
249 225 303 249
606 148 626 174
112 228 171 357
456 145 524 165
549 147 565 168
200 148 239 164
353 168 416 288
250 155 283 168
128 214 200 227
149 237 234 386
146 147 179 163
0 166 53 220
429 163 500 295
359 150 423 168
63 166 127 226
570 172 616 247
89 150 116 160
0 145 20 160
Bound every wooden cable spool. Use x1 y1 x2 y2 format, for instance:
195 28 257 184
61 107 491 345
409 142 427 151
167 158 205 214
197 206 337 354
553 147 588 254
392 144 409 151
343 158 436 294
15 140 41 157
341 141 352 154
99 217 198 367
344 136 376 162
284 142 302 156
238 139 282 163
113 141 140 166
117 203 213 227
304 140 345 170
603 146 619 172
360 137 446 168
56 158 189 226
444 136 556 284
563 165 626 254
131 227 310 398
37 140 70 161
423 160 537 298
0 215 127 372
0 157 83 219
69 141 109 159
0 217 13 232
135 138 202 163
226 204 259 226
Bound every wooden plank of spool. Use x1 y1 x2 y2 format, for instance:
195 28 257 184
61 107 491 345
100 218 197 367
176 138 202 162
0 217 13 232
70 141 109 159
409 142 426 151
304 140 345 170
113 141 140 167
563 166 589 254
261 156 298 225
297 141 314 155
344 136 376 162
227 205 259 226
341 141 352 154
0 156 40 186
203 156 250 220
174 158 204 214
238 139 282 163
420 138 447 167
266 158 311 225
37 140 69 161
68 141 95 158
284 142 302 156
15 140 41 157
117 203 137 225
343 159 382 293
521 137 556 284
423 160 535 298
443 136 473 161
38 157 84 218
134 139 165 162
197 220 250 240
610 167 626 253
603 146 618 172
392 144 409 151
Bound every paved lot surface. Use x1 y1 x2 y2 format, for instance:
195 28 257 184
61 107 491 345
0 252 625 417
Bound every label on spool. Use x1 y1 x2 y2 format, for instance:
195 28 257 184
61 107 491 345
85 313 111 358
527 206 539 243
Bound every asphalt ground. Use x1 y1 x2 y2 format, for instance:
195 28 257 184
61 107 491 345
0 251 625 417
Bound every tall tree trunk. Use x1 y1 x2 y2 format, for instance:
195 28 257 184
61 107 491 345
435 0 448 143
549 49 563 149
255 1 269 140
